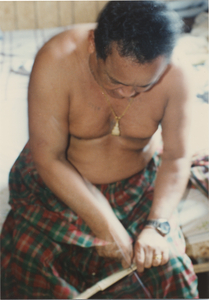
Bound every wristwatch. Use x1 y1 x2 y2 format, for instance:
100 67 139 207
144 219 170 236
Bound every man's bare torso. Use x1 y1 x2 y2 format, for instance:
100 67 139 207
34 24 177 184
67 74 164 183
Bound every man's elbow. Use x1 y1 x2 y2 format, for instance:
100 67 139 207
161 151 191 176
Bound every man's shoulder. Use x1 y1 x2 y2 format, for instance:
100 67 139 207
164 57 193 93
41 24 95 57
30 24 94 87
35 31 77 66
159 57 195 110
35 23 95 68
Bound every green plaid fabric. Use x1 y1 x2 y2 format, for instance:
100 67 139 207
1 142 198 299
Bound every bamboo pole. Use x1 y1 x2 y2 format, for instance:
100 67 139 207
75 260 205 299
75 264 137 299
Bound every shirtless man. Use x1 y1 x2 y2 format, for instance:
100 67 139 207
1 1 198 299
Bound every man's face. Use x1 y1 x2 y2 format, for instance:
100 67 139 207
95 44 169 99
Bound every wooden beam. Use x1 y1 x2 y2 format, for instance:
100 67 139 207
16 1 36 30
74 1 97 24
0 1 16 31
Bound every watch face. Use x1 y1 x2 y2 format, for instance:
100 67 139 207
157 222 170 235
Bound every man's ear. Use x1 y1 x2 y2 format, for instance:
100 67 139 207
88 30 96 54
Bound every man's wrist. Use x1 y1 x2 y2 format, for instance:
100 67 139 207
144 219 171 236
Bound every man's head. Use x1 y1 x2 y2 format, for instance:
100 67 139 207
94 1 182 64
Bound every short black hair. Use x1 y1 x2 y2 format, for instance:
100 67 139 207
94 1 183 63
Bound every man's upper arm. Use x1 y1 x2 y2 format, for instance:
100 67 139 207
161 65 193 160
28 48 70 164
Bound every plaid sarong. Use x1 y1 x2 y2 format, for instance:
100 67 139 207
1 142 198 299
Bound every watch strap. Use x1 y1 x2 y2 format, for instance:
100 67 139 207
144 220 160 227
144 219 170 236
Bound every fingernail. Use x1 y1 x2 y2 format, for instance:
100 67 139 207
138 268 143 273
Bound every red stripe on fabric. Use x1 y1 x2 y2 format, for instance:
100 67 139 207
54 285 71 299
16 234 34 253
34 274 48 288
42 210 59 222
42 248 53 260
12 262 23 281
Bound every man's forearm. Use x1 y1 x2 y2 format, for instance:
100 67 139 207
34 157 118 238
148 156 191 221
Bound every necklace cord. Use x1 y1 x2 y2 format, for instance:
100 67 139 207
89 62 134 136
100 86 134 121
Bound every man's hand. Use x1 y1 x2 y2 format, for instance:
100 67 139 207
95 220 133 269
134 227 169 273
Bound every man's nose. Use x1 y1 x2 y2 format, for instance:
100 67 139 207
118 87 137 98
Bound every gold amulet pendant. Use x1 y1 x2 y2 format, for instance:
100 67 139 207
111 120 120 136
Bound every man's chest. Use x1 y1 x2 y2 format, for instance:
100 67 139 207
68 82 166 140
